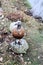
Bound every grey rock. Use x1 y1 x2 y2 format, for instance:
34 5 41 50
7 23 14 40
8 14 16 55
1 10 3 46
10 39 29 53
28 0 43 19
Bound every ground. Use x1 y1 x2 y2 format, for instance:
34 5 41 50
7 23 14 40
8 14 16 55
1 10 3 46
0 0 43 65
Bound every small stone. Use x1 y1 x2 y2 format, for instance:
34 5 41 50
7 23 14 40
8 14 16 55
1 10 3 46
0 47 3 50
38 56 40 59
9 55 12 58
25 62 27 65
28 61 31 64
1 22 4 25
9 48 12 50
12 52 14 55
2 19 5 21
0 57 3 62
20 54 23 57
27 58 30 61
20 57 24 62
0 44 2 46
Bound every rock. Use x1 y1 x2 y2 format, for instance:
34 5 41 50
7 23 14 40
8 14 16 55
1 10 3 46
0 1 2 7
0 57 3 62
20 54 23 57
34 16 42 20
38 56 40 59
28 61 31 64
25 61 27 65
29 0 43 19
9 39 29 53
24 10 32 16
6 12 23 21
0 7 4 20
27 58 30 61
0 35 4 43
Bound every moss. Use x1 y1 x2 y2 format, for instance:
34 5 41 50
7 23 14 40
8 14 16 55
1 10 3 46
4 60 17 65
29 30 43 43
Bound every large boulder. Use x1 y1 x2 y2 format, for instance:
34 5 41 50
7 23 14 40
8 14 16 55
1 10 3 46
29 0 43 19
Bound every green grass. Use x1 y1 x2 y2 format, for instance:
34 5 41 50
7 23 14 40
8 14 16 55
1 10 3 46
23 0 32 9
29 30 43 43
